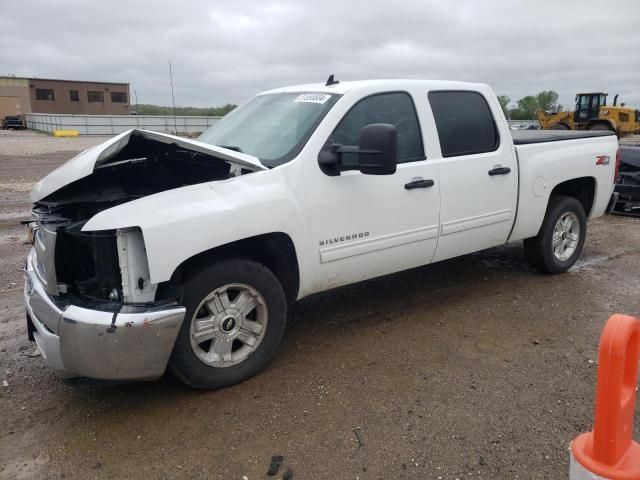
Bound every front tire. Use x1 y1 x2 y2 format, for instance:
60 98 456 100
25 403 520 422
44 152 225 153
169 258 287 389
523 195 587 273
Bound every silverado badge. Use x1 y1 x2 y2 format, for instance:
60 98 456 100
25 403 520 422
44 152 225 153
319 232 370 246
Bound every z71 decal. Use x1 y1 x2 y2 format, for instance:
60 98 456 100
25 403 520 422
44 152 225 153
595 155 610 166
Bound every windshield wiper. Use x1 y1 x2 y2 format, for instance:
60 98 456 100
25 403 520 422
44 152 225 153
216 145 243 153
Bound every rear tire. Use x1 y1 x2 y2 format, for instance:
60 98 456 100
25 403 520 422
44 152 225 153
549 123 569 130
523 195 587 274
169 258 287 389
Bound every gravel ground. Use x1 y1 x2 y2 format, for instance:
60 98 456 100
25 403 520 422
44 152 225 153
0 129 110 157
0 132 639 480
0 130 109 227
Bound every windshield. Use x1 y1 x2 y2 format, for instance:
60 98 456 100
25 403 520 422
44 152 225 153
199 92 339 167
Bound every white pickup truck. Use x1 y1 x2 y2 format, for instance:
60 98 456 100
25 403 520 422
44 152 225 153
24 79 619 389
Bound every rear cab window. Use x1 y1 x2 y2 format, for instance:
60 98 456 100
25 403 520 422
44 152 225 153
428 91 500 157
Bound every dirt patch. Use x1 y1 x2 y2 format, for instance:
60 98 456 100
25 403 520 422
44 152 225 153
0 140 638 479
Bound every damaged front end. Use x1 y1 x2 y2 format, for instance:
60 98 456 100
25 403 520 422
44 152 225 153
24 129 264 380
29 207 121 302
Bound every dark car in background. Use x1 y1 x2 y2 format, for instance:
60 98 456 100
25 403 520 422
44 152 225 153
1 116 26 130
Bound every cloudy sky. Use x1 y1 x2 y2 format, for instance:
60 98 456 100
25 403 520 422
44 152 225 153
1 0 639 109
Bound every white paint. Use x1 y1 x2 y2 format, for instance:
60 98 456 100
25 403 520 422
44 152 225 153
116 228 157 303
440 209 513 236
33 79 618 300
533 176 547 197
508 134 616 240
319 225 439 263
430 84 520 262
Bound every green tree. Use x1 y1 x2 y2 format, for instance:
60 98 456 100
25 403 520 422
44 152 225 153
536 90 561 112
512 95 539 120
135 103 237 116
497 95 510 119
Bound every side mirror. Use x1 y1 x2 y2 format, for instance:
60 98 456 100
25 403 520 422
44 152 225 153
357 123 397 175
318 123 398 176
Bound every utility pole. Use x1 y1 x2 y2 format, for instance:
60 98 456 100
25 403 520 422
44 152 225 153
169 60 178 134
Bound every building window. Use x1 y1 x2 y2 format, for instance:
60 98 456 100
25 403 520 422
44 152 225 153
111 91 127 103
35 89 55 101
87 91 104 102
69 90 79 102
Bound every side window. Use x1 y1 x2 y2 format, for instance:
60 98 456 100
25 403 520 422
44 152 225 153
328 92 424 163
428 91 499 157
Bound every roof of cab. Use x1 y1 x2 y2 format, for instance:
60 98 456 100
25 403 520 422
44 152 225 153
260 79 488 96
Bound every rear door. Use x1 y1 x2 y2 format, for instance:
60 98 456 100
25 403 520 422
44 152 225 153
428 90 517 262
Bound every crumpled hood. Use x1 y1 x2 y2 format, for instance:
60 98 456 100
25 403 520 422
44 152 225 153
31 129 266 202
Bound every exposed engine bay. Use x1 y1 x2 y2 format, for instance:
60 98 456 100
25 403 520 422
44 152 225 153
29 130 260 306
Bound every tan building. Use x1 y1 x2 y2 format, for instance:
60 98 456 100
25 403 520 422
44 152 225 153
0 76 130 118
0 77 31 118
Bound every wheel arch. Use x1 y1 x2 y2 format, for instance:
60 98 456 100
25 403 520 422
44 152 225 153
523 194 588 274
549 176 596 218
158 232 300 304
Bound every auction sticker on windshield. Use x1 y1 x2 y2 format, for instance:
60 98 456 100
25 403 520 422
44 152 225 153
294 93 332 104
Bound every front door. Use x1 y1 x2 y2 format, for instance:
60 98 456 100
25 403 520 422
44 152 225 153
302 91 441 294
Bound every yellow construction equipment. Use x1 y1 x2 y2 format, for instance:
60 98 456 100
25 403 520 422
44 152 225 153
538 92 640 136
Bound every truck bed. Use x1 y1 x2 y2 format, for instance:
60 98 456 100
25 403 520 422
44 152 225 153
511 129 615 145
508 127 617 242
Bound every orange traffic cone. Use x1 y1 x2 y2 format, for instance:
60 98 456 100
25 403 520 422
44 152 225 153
570 314 640 480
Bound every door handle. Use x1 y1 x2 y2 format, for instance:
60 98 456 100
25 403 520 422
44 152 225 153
404 178 435 190
488 166 511 176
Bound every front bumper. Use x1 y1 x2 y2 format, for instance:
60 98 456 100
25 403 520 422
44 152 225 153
24 248 186 381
